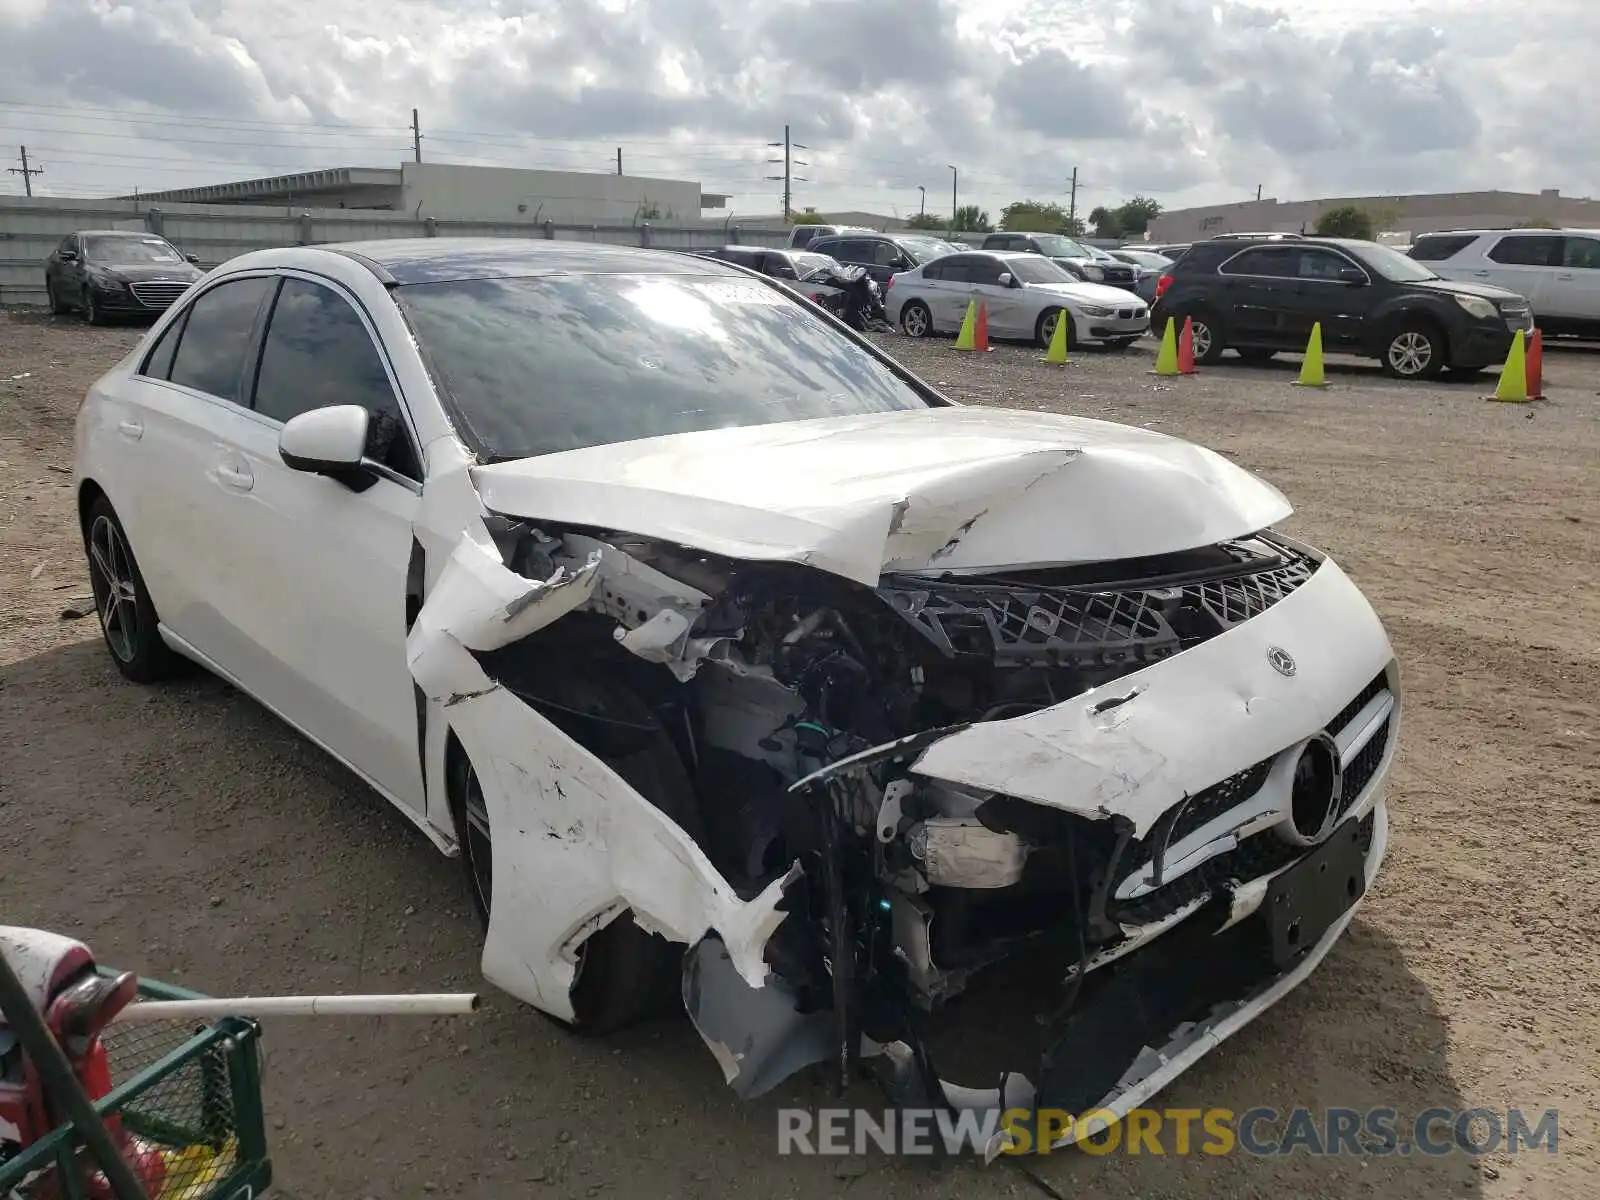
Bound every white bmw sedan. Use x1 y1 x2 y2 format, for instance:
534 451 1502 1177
887 248 1151 349
74 238 1398 1152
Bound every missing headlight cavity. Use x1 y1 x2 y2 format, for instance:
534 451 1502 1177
432 518 1394 1149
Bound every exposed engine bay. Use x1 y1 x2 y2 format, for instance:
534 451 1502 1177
440 514 1397 1143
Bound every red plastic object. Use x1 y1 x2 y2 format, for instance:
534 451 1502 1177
1526 327 1544 399
974 301 991 351
1178 316 1197 374
1155 273 1174 299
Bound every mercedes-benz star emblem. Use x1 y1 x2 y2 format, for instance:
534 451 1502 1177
1267 646 1297 677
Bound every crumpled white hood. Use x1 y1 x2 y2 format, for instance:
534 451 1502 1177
469 407 1291 586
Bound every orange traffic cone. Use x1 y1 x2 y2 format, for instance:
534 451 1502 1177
1177 316 1197 374
1526 328 1545 400
974 301 992 352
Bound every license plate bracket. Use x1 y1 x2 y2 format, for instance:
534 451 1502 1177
1263 819 1368 970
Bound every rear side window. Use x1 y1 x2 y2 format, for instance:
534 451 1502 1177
166 277 275 401
1561 236 1600 269
1487 235 1561 267
1218 247 1297 277
1408 234 1477 262
139 312 187 380
922 261 948 280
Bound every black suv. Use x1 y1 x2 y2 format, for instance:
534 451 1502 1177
1150 235 1534 379
806 232 961 285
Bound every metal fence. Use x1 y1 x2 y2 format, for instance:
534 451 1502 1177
0 195 792 307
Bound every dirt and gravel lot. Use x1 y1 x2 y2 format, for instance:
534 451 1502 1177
2 308 1596 1200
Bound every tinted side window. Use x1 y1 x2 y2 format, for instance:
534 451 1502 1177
921 261 947 281
1561 236 1600 269
827 239 871 264
1408 234 1477 262
167 277 274 400
1487 235 1560 267
1219 247 1296 277
1295 249 1359 280
937 256 980 283
139 312 187 380
967 257 1006 285
252 278 420 479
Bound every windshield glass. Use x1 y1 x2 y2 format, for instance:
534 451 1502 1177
1349 242 1440 282
897 237 959 263
86 236 182 264
396 273 931 460
1007 256 1073 284
1029 234 1090 258
1117 250 1172 269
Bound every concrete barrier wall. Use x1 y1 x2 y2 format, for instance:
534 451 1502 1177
0 196 790 307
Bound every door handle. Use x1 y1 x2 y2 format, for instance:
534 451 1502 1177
215 462 254 492
1472 270 1490 277
1557 273 1574 280
116 419 143 441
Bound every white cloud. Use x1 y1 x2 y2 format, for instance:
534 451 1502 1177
1 0 1596 220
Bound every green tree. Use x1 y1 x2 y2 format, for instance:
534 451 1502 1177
952 204 993 232
1113 195 1162 238
1000 200 1071 233
1088 205 1122 238
791 211 826 225
1313 205 1375 239
904 212 946 230
1523 217 1558 229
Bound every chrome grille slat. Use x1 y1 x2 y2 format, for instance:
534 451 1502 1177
128 282 192 308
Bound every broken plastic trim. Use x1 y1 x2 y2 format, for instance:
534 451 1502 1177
405 530 799 1020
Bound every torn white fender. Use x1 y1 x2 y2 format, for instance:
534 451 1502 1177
405 532 796 1019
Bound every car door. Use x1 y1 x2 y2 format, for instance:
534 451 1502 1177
45 234 74 298
1215 246 1298 343
965 256 1028 337
113 274 278 666
1478 234 1559 313
1541 233 1600 322
925 255 978 328
212 273 428 812
1280 246 1376 350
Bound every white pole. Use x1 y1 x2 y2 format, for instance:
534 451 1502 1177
112 993 480 1023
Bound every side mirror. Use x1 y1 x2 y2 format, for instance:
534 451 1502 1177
1337 266 1367 285
996 272 1014 288
279 404 375 491
60 250 78 262
185 253 200 264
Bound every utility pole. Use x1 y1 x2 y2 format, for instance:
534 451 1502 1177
411 109 423 162
1067 167 1079 231
1256 184 1263 201
766 125 808 222
948 165 958 226
616 148 623 176
8 145 42 197
918 185 926 215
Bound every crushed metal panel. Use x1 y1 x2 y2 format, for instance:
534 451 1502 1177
405 530 797 1018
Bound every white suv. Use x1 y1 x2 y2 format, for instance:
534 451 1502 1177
1408 228 1600 337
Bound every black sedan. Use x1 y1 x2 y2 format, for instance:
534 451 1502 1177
45 231 205 324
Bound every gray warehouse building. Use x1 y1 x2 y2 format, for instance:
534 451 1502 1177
126 161 733 225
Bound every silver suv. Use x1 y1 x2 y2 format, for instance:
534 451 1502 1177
1407 228 1600 337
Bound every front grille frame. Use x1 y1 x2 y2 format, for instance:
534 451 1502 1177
128 281 193 309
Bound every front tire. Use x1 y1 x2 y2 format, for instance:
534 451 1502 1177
83 290 104 326
449 681 704 1036
82 495 184 683
899 300 933 338
1382 321 1446 380
1036 307 1073 350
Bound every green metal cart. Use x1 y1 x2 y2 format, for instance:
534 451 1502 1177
1 974 272 1200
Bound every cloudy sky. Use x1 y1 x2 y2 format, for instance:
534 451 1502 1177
1 0 1595 222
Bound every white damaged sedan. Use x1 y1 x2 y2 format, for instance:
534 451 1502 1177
73 238 1397 1153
